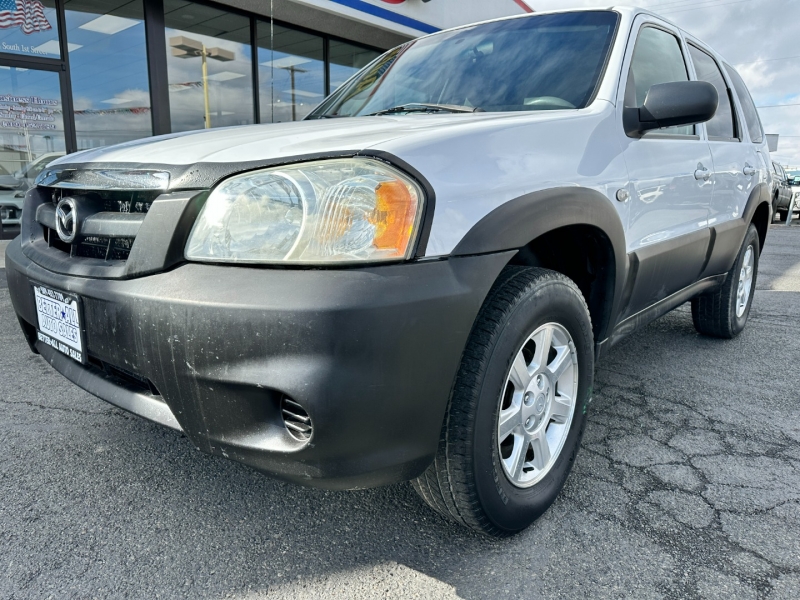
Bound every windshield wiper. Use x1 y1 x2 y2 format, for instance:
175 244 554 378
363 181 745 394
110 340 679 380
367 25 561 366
305 114 349 119
366 103 482 116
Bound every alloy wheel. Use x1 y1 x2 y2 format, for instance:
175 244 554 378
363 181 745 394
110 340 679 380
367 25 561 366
736 245 754 318
497 322 578 488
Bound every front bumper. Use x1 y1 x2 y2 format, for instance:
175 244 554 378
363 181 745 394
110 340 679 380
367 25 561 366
6 238 512 489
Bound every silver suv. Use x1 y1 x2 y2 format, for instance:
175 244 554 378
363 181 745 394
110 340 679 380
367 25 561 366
5 7 770 536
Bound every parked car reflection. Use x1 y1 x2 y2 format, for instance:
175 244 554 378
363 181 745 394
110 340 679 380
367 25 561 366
0 152 64 233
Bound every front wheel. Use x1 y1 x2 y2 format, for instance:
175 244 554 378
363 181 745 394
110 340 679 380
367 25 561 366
691 224 760 338
412 267 594 537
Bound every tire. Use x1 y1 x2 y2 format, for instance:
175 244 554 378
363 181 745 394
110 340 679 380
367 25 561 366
691 224 759 338
777 210 787 223
412 267 594 537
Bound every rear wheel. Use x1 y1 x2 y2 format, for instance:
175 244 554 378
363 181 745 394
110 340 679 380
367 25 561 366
412 267 594 536
691 224 759 338
778 210 787 223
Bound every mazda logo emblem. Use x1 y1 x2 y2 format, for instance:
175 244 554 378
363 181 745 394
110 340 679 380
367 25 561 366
55 197 78 243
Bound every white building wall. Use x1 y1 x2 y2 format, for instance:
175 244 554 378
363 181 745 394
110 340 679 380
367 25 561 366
286 0 533 38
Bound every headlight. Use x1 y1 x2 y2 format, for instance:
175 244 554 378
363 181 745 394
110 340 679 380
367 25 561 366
185 158 424 264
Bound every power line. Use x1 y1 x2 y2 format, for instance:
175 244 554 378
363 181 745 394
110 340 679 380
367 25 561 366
644 0 739 9
735 55 800 67
756 103 800 109
661 0 751 14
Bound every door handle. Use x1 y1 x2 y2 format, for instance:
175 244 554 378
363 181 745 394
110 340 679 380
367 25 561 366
694 165 711 181
743 164 756 176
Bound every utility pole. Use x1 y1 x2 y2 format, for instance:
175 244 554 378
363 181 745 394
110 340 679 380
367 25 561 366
278 64 308 121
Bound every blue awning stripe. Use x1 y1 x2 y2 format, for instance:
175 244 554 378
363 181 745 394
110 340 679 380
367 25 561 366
328 0 440 34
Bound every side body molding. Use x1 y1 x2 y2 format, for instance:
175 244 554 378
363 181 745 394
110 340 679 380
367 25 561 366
451 186 629 344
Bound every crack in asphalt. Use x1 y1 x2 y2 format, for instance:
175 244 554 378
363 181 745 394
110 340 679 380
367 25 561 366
572 307 800 598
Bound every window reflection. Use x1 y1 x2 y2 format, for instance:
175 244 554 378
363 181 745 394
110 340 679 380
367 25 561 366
65 0 152 149
0 0 60 59
165 0 253 132
0 67 65 208
257 22 324 123
328 40 380 92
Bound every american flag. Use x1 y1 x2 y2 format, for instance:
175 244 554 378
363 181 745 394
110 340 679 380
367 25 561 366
0 0 52 35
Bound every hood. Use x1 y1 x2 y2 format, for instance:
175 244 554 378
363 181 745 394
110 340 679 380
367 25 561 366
51 110 583 168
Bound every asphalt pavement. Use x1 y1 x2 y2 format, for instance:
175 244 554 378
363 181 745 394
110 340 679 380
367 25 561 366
1 224 799 599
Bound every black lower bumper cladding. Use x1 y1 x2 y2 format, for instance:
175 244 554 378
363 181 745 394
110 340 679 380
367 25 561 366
5 239 513 489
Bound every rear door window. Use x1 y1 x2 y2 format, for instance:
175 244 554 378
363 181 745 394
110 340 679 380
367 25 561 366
688 45 737 140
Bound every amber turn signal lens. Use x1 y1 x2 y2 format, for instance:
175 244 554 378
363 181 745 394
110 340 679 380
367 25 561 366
372 180 419 256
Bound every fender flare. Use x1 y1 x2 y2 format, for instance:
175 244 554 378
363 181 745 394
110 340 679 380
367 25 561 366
451 186 628 343
743 181 771 223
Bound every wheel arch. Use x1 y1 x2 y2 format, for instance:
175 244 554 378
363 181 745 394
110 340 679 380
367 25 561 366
451 187 628 345
750 196 771 253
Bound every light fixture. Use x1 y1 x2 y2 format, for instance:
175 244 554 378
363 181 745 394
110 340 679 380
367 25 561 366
206 71 245 82
283 89 322 98
79 14 138 35
33 41 82 55
260 56 312 69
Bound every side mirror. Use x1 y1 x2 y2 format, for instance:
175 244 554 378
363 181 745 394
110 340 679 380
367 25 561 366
625 80 718 136
13 170 23 179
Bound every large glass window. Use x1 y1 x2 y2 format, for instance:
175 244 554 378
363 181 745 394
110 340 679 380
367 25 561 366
0 67 66 196
65 0 152 149
328 40 380 92
626 26 692 136
164 0 253 132
0 0 60 59
688 45 736 140
725 63 763 144
257 22 324 123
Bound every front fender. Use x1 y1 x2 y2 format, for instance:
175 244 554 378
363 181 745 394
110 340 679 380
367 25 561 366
451 186 628 344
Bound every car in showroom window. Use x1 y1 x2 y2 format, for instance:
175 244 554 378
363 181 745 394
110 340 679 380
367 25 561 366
5 8 771 536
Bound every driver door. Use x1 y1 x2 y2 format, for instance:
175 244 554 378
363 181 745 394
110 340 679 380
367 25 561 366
616 18 713 319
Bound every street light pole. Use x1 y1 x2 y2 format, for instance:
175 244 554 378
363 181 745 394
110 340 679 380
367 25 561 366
169 36 234 129
201 45 210 129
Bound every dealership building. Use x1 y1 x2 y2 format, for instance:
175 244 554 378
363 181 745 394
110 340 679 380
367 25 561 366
0 0 532 177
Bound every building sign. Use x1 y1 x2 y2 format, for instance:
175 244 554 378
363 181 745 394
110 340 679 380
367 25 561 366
0 94 59 130
0 0 52 35
301 0 532 37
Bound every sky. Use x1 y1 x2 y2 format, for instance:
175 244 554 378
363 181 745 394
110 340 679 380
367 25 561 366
529 0 800 168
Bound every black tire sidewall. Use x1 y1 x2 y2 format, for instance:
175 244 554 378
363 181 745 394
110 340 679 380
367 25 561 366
471 277 594 533
730 226 760 334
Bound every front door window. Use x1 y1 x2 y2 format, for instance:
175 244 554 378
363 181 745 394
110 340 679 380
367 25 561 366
625 26 693 137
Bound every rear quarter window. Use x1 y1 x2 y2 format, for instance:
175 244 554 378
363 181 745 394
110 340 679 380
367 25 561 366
724 63 763 144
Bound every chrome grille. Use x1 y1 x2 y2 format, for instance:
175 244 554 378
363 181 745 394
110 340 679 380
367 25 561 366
37 187 160 262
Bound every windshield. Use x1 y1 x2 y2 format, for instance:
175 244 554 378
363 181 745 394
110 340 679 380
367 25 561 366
309 11 619 118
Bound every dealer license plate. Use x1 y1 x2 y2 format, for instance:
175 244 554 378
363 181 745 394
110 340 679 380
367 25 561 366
33 284 86 364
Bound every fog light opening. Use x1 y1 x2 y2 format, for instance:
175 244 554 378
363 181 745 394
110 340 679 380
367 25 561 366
281 396 313 442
